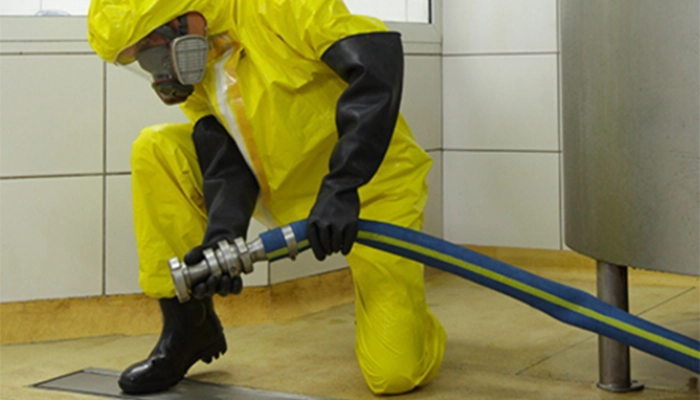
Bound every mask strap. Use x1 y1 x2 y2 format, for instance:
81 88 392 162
153 24 178 41
152 15 191 42
177 15 189 36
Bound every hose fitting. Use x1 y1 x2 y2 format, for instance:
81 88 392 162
169 237 268 302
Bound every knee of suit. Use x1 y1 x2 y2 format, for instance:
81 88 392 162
133 124 166 152
363 366 419 395
131 125 167 171
131 123 195 169
356 317 441 395
359 319 446 395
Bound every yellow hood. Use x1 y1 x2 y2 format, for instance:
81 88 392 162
87 0 236 63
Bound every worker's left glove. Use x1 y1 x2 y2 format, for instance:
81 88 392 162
186 115 260 299
307 186 360 261
308 32 405 261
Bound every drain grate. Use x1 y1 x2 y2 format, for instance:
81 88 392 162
33 368 332 399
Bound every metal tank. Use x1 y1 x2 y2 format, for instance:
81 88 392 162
560 0 699 392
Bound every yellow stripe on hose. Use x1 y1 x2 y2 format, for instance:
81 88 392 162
267 248 289 260
266 239 310 260
357 230 700 360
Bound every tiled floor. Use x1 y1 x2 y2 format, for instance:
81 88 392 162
1 267 698 400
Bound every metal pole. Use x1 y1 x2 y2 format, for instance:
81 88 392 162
596 261 644 392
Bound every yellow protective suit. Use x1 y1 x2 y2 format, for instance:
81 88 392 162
88 0 445 394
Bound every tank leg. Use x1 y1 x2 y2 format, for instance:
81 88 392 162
596 261 645 392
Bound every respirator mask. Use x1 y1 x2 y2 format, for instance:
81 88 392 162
134 15 208 105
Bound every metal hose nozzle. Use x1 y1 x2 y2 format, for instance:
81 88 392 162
169 237 267 302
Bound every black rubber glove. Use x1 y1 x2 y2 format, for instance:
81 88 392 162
184 115 259 299
308 32 405 261
184 248 243 298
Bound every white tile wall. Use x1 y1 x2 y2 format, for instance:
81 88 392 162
105 175 140 294
0 55 103 177
442 0 563 249
41 0 90 15
402 52 443 245
105 64 189 173
443 55 559 151
407 0 431 23
443 0 557 55
424 151 443 238
0 0 91 16
0 16 88 42
402 55 441 150
0 1 40 16
559 152 570 251
346 0 408 22
0 177 103 301
443 152 561 249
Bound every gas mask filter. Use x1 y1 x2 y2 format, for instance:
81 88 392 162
135 16 208 105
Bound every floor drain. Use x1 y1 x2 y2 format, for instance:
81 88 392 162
33 368 331 399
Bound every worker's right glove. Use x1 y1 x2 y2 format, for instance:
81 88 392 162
185 115 260 299
184 243 244 298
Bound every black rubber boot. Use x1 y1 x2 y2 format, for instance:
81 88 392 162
118 297 227 394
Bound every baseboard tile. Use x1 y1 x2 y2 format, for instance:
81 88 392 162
2 248 696 345
1 269 354 345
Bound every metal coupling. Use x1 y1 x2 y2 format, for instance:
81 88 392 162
169 236 268 302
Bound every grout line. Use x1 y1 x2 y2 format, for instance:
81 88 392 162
403 52 442 56
515 333 596 376
428 0 433 24
439 47 445 239
516 286 697 376
443 51 558 58
0 52 95 57
0 40 88 43
101 61 107 296
443 148 562 154
634 287 696 317
556 0 564 251
0 172 130 180
558 153 564 250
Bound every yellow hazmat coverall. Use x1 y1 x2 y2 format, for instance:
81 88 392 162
88 0 445 393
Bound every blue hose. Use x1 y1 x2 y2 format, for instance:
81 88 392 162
257 219 700 374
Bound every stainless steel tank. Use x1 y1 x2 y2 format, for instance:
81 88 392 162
561 0 699 391
561 0 699 277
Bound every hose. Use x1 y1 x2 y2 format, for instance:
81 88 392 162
256 219 700 374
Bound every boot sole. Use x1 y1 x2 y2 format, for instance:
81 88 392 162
118 333 227 395
200 333 227 363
